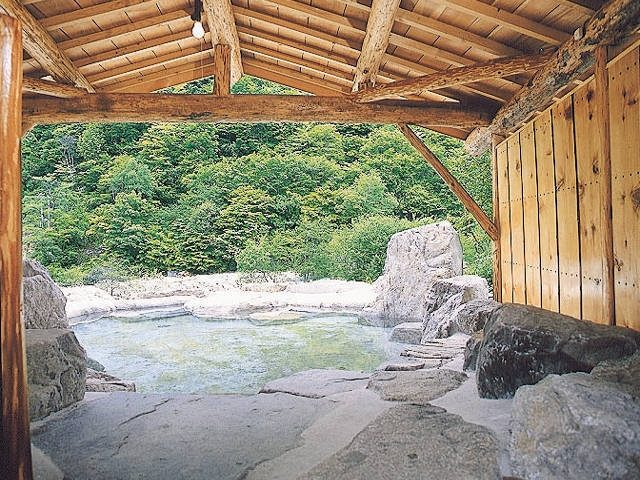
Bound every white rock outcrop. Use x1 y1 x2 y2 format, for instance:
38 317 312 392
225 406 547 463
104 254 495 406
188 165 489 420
363 221 463 326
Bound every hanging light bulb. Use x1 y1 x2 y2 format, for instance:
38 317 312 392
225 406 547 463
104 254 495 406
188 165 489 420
192 20 205 39
191 0 205 39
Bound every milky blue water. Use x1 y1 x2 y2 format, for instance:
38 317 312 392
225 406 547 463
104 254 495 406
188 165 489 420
73 314 400 394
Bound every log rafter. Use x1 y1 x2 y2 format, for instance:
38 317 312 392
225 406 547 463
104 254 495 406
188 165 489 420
0 0 94 91
465 0 640 155
354 52 553 103
352 0 401 90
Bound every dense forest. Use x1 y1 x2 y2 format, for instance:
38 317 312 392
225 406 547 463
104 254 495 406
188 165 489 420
21 76 493 286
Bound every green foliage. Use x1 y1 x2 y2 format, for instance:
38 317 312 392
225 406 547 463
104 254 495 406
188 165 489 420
326 216 419 282
21 76 494 285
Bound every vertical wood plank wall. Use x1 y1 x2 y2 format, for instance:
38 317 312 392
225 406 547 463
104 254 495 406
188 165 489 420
494 44 640 330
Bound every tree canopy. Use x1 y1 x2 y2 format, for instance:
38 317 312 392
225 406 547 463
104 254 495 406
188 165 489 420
22 76 493 285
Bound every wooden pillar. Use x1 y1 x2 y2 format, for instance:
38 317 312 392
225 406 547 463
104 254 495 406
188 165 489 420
491 134 505 302
213 44 231 96
595 45 615 326
398 123 498 241
0 14 32 480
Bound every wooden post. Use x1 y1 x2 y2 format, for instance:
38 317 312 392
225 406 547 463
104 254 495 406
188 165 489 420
213 44 231 96
595 45 616 326
0 14 33 480
491 134 504 302
398 123 499 241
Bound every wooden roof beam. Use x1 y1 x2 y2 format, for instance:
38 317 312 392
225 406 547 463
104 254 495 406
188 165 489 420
23 76 87 97
354 52 553 103
23 94 492 128
203 0 243 84
435 0 571 45
399 124 498 240
353 0 401 90
0 0 94 91
465 0 640 155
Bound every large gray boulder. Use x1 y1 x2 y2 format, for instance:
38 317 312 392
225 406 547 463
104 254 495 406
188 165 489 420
23 258 68 329
421 275 491 340
590 351 640 397
364 222 463 327
26 329 86 420
510 372 640 480
477 304 640 398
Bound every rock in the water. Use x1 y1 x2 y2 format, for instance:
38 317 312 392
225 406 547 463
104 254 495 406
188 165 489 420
390 322 422 344
305 404 501 480
367 368 467 404
86 368 136 393
260 369 370 398
477 304 640 398
454 298 500 335
26 329 86 420
463 332 483 371
590 352 640 397
87 357 106 372
510 373 640 480
421 275 491 340
23 258 68 329
364 222 463 327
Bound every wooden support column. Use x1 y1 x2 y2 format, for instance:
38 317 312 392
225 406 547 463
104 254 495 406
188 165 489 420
595 45 616 326
491 134 505 301
398 123 499 241
0 14 32 480
213 44 231 96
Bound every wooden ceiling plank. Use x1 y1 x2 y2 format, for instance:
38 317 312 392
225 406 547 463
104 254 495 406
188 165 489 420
244 58 350 96
355 51 552 102
465 0 640 155
74 29 192 68
101 56 213 92
237 25 356 70
88 42 211 84
0 0 94 90
23 93 493 127
434 0 571 45
203 0 243 83
236 2 517 101
353 0 401 90
58 8 188 51
240 41 353 85
41 0 156 31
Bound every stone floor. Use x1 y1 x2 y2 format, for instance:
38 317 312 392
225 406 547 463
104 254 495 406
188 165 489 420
31 348 512 480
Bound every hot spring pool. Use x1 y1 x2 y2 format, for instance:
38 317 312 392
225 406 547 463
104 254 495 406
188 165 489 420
72 313 401 394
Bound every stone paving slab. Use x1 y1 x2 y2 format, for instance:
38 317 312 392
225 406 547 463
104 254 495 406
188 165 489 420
302 404 501 480
31 392 330 480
